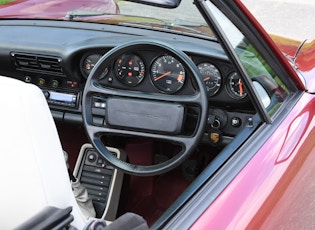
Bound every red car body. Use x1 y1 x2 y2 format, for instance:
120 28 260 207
193 2 315 229
193 93 315 229
0 0 119 18
0 0 315 229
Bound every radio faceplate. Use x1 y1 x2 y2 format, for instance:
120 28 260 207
43 90 79 108
15 73 82 109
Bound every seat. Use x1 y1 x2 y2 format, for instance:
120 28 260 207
0 76 86 229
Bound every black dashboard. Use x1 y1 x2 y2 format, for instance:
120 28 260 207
0 20 255 143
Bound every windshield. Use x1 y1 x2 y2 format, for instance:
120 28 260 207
1 0 314 41
0 0 213 39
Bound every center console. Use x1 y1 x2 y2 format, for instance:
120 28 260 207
74 144 125 221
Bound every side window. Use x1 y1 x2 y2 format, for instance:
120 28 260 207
206 2 290 116
237 41 289 115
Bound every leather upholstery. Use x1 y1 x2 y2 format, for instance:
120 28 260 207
0 76 86 229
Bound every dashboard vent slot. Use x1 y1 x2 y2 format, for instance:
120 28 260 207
11 53 64 75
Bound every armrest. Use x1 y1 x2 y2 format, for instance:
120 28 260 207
15 206 74 230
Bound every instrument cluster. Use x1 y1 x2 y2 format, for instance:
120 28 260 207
79 50 248 100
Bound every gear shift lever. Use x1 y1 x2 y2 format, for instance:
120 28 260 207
64 150 96 219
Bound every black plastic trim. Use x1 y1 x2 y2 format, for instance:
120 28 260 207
15 206 73 230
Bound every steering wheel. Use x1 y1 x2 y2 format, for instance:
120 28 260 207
82 40 208 176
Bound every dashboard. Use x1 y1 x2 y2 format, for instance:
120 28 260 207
79 49 248 100
0 20 255 144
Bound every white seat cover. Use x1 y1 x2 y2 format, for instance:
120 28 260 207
0 76 86 229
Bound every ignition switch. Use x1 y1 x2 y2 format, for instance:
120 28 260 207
207 109 228 146
208 108 228 129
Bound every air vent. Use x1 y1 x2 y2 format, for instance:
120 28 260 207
11 52 64 75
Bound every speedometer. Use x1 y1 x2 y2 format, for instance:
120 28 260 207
197 62 221 97
151 55 185 94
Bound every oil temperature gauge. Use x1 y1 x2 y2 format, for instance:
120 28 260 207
197 62 221 97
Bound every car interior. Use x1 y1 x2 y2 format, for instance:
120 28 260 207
0 2 270 229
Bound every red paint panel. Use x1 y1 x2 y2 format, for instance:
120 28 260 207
296 40 315 93
191 93 315 229
0 0 119 18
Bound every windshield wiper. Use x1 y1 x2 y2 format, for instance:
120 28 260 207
121 19 215 40
65 10 116 21
64 10 214 40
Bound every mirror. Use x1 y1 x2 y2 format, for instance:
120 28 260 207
253 81 271 108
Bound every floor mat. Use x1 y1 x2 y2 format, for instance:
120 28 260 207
118 140 211 226
122 168 191 226
56 122 88 170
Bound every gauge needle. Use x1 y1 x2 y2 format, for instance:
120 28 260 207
239 79 243 96
177 74 184 83
155 71 171 81
203 77 210 81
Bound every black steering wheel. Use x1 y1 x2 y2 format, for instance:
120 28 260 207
82 40 208 176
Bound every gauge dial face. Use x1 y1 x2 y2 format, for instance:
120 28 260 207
226 72 247 99
114 54 145 86
151 55 185 93
81 54 109 80
82 54 102 77
197 62 221 97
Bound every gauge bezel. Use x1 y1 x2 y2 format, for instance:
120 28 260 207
197 62 222 97
226 72 247 100
80 53 103 78
114 54 146 87
150 55 186 94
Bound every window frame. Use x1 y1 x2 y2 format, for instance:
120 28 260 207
194 0 302 123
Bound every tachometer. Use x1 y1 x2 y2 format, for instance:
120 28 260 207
151 55 185 93
226 72 247 99
114 54 145 86
197 62 221 97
